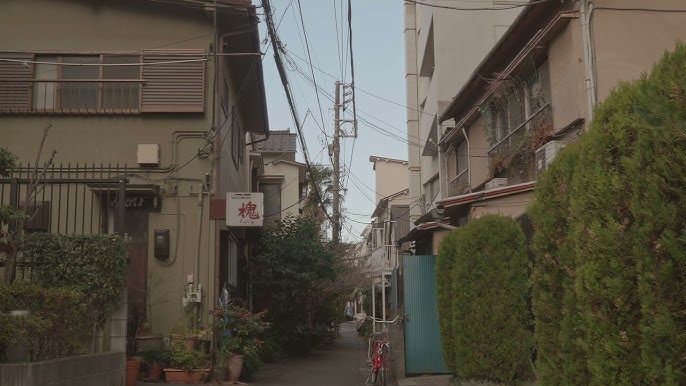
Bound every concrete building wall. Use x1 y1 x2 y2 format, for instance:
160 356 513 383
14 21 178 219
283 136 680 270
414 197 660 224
548 19 587 132
591 0 686 102
405 0 520 219
470 191 532 220
262 157 302 220
372 159 410 204
0 0 258 335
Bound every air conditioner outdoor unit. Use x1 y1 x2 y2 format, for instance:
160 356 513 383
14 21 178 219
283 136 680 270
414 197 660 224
535 140 563 176
485 178 508 191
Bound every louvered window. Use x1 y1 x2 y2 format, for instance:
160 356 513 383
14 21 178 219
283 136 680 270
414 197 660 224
0 50 205 114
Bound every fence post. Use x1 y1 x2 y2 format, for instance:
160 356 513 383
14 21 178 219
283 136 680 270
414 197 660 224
116 179 126 236
8 177 19 232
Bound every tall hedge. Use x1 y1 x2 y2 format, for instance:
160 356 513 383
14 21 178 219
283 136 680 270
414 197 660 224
435 229 460 372
437 215 533 383
529 142 589 385
530 43 686 384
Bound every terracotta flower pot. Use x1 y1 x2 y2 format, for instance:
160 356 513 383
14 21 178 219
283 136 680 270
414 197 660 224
227 355 244 382
126 358 141 386
147 363 163 381
163 368 208 384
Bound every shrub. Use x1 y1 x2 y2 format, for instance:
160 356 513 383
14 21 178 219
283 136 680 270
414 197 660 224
0 282 94 361
439 215 533 383
435 229 460 372
529 142 590 385
529 43 686 384
21 233 128 319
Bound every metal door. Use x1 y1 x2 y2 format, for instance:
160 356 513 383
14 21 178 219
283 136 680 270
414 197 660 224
403 255 449 375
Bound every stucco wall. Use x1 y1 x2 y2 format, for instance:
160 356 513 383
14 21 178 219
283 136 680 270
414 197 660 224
591 0 686 102
0 0 255 335
548 18 586 132
373 160 410 204
470 190 532 221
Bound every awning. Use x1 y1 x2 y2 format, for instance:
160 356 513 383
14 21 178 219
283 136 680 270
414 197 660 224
397 222 440 244
437 181 536 209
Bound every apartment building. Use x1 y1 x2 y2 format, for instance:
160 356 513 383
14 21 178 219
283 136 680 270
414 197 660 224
437 0 686 228
0 0 268 335
403 0 520 254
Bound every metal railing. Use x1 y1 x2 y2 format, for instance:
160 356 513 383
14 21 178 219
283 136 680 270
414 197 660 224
0 163 128 280
0 79 143 114
488 103 552 157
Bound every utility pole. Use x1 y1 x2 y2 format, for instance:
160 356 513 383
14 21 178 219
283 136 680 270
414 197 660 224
331 81 357 244
332 81 341 243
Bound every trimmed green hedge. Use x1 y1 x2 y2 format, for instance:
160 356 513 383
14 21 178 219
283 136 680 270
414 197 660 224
21 233 128 318
529 142 589 385
530 43 686 384
436 215 533 383
0 282 93 361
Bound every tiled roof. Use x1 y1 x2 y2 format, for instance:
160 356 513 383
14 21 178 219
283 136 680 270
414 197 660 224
255 130 297 153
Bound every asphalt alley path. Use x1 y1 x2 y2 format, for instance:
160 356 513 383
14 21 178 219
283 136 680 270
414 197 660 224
248 321 376 386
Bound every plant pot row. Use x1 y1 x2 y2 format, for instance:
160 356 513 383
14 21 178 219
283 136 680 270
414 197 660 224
127 357 243 384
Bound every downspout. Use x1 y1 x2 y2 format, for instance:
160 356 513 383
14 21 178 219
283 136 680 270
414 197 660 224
460 127 472 193
194 183 204 328
581 0 597 123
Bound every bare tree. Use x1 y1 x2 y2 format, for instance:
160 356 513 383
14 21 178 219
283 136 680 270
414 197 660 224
3 123 55 284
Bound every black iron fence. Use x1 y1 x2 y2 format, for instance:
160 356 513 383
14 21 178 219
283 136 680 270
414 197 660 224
0 163 128 279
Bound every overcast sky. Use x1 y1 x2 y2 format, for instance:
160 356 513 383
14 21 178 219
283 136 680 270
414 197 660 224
260 0 408 242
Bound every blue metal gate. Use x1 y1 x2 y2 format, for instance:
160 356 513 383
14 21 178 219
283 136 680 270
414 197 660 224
403 255 449 375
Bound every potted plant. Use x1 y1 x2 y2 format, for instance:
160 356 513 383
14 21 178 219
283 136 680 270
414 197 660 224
211 302 270 382
163 344 210 384
139 347 169 382
125 356 142 386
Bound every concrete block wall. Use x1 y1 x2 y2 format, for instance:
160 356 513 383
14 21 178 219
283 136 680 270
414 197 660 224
0 352 125 386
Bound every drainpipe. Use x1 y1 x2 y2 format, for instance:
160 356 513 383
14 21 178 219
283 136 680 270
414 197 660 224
194 183 204 328
581 0 597 123
461 127 472 192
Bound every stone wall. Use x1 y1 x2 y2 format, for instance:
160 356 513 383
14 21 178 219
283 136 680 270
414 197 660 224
0 352 125 386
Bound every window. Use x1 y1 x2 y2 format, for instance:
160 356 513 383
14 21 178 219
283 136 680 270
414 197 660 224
0 50 205 114
32 55 140 111
231 118 244 169
456 140 468 176
260 183 281 221
425 175 440 204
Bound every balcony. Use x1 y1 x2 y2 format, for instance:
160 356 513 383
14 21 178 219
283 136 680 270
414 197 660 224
0 79 143 115
488 103 552 158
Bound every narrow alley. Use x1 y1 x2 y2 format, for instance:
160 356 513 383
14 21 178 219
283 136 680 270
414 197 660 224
249 322 384 386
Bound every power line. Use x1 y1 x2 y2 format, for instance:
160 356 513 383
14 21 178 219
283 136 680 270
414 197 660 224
262 0 335 227
404 0 551 11
296 0 328 137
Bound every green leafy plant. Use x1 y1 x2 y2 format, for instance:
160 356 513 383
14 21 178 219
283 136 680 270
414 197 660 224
0 282 94 362
168 344 209 371
138 347 170 367
212 302 269 357
21 233 127 319
436 215 533 383
529 43 686 384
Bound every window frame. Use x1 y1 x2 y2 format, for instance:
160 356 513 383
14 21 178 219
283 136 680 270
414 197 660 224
32 54 143 112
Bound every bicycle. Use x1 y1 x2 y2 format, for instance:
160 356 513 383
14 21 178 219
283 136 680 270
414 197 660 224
365 315 400 386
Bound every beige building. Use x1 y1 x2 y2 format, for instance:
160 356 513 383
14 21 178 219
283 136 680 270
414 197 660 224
369 156 410 204
0 0 268 336
404 0 520 230
253 130 306 223
435 0 686 240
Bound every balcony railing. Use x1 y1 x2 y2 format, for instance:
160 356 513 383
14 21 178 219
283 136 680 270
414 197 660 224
0 79 143 114
488 103 552 157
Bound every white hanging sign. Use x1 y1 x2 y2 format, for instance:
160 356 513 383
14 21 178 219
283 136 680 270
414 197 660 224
226 193 264 227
